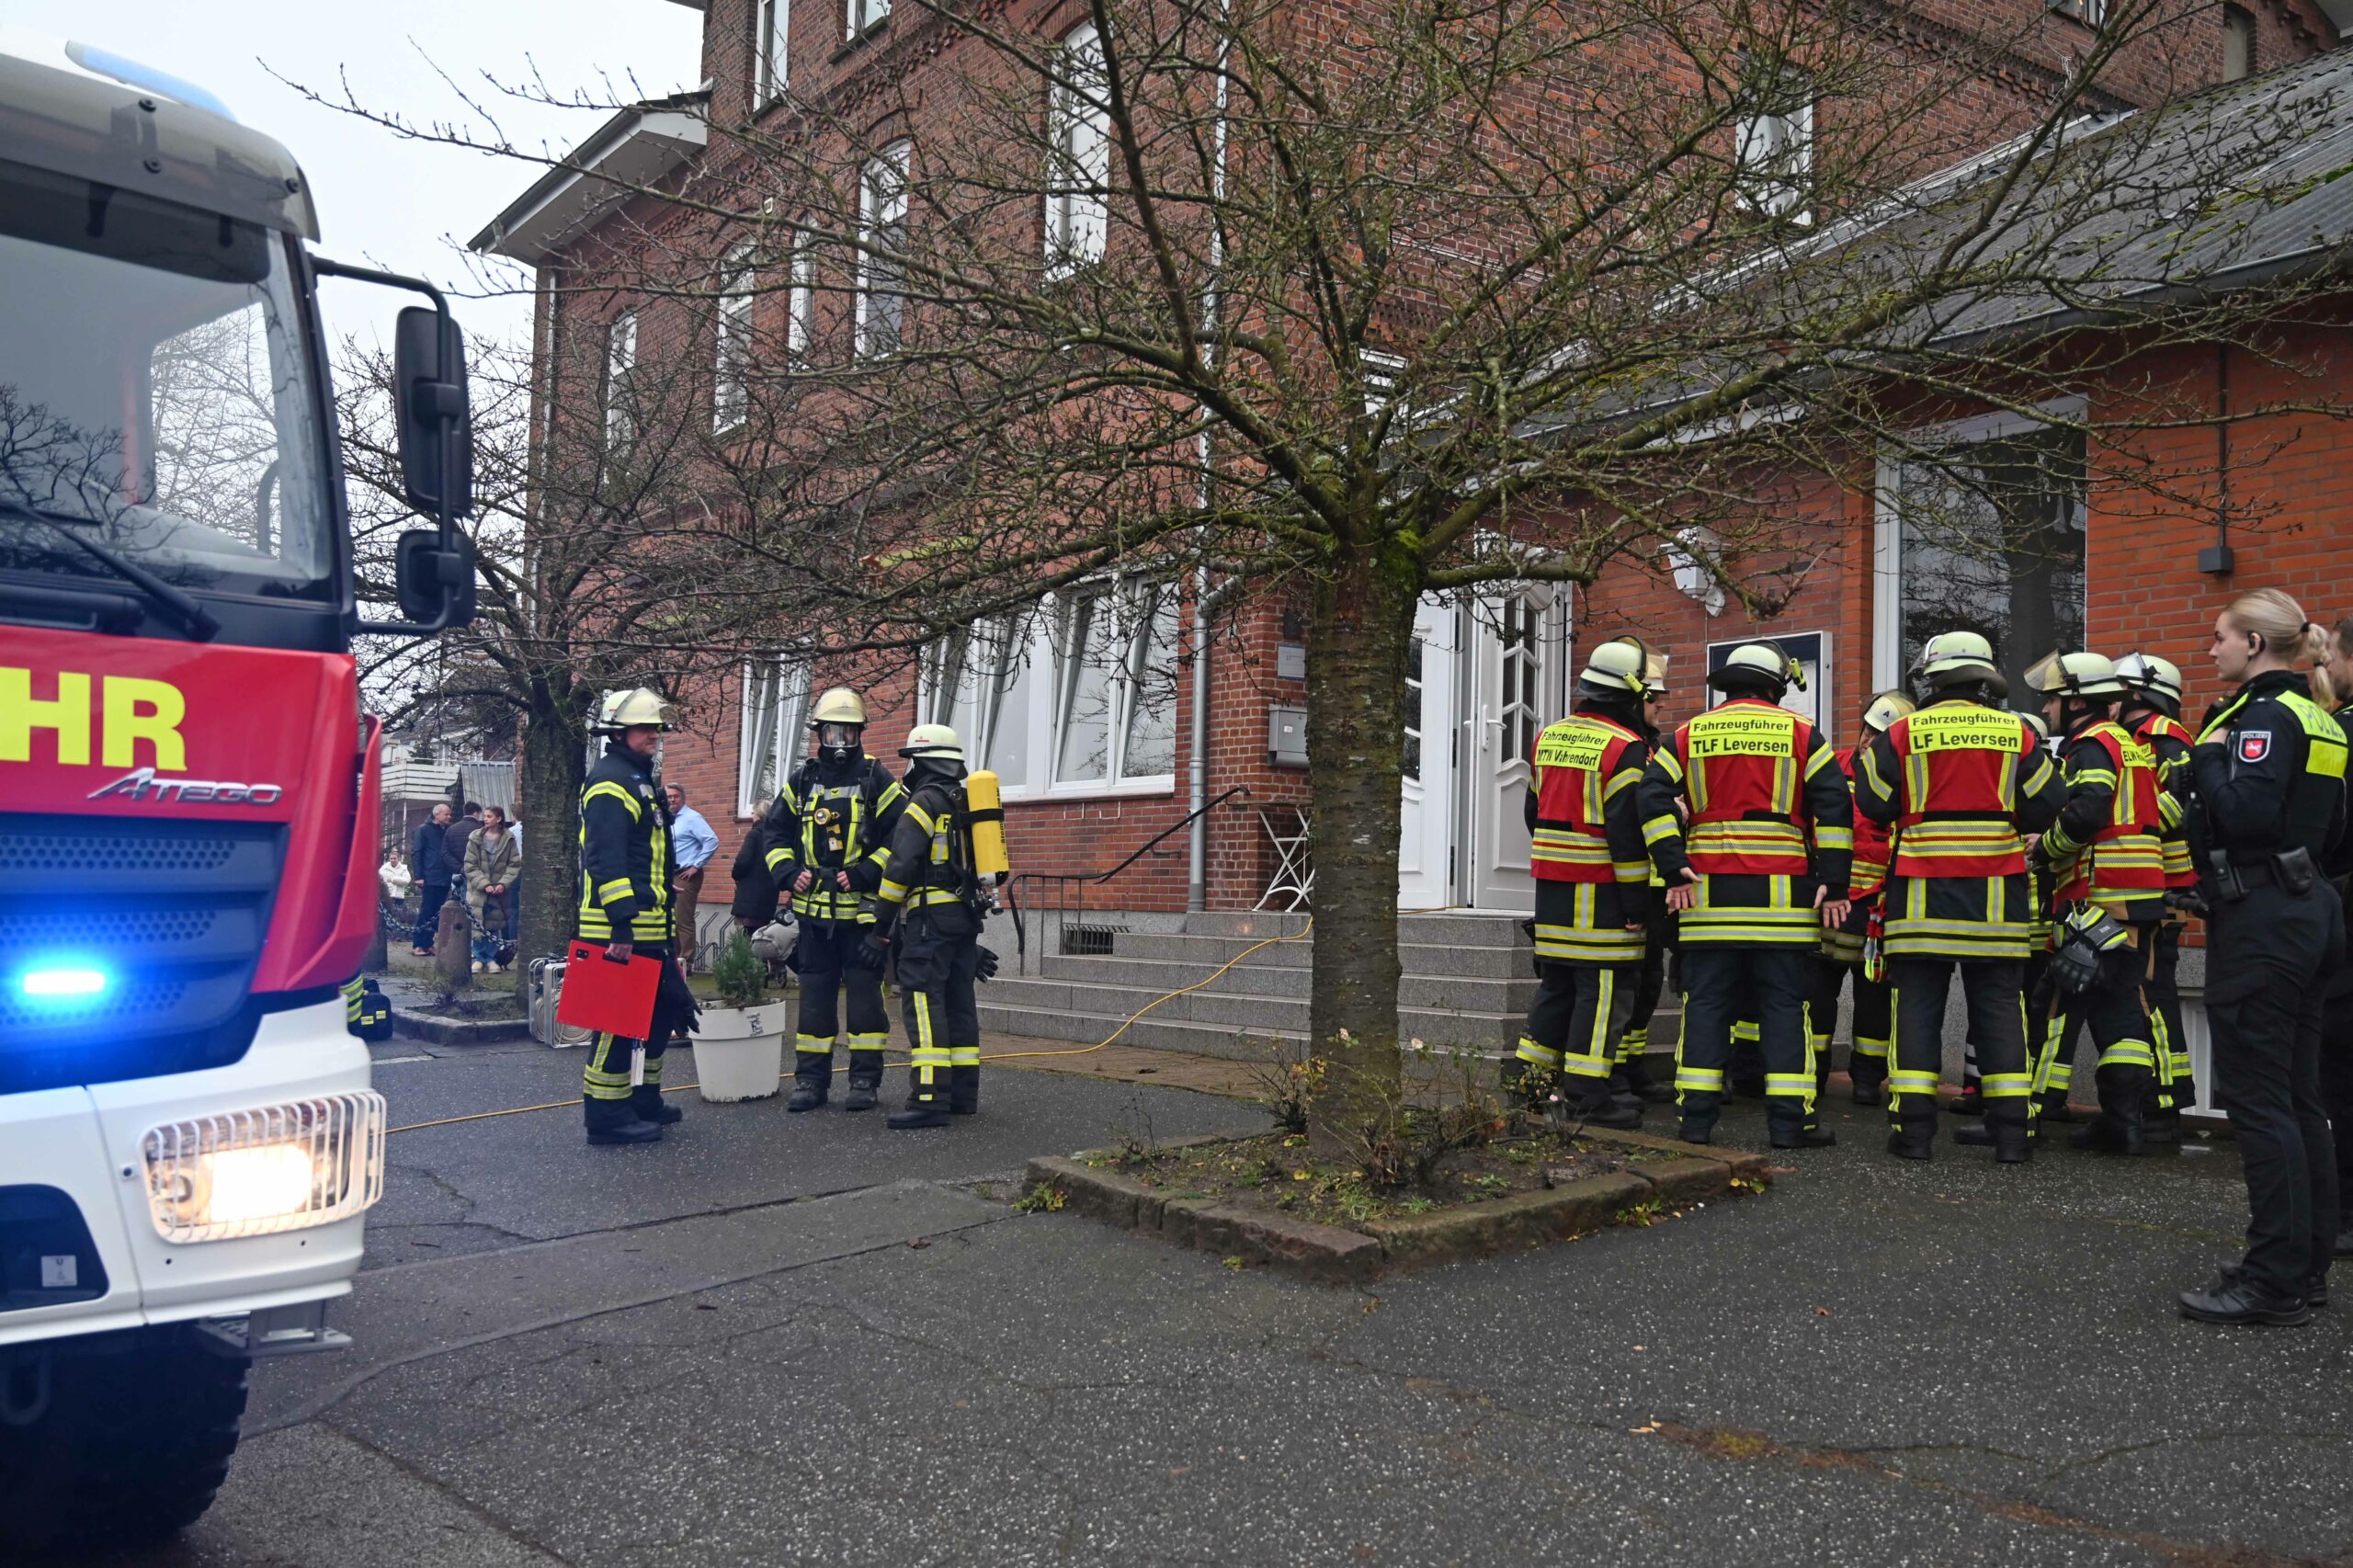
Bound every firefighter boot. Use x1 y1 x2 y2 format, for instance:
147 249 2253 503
842 1070 882 1114
1620 1052 1677 1105
787 1047 832 1112
1562 1082 1643 1131
2035 1087 2084 1123
584 1098 661 1146
888 1070 952 1131
949 1065 981 1116
2071 1067 2148 1155
631 1085 683 1126
1849 1057 1889 1108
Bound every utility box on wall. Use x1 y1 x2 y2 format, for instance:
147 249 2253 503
1267 705 1308 767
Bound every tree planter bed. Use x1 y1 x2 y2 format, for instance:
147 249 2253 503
1021 1127 1771 1284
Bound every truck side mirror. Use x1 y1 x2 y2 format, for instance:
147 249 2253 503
392 528 478 629
392 305 472 520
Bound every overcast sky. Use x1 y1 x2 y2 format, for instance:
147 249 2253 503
0 0 703 347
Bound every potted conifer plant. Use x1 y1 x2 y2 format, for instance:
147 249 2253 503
690 927 786 1101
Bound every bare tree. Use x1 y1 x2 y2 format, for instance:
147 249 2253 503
306 0 2352 1139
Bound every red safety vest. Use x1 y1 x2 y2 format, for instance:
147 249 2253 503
1837 746 1894 899
1530 713 1643 884
2054 721 2166 905
1880 704 2037 879
1676 700 1813 876
2130 711 2198 890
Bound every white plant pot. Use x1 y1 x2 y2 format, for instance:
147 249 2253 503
689 1003 786 1101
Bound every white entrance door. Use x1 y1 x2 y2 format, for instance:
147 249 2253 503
1397 597 1459 908
1463 588 1565 911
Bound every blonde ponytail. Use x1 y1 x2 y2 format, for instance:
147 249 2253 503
2222 587 2321 665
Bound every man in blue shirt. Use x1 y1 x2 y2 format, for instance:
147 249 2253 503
665 783 720 972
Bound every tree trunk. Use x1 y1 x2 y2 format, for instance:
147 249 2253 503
1302 532 1420 1148
518 672 587 968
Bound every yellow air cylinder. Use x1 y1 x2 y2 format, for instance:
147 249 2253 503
966 768 1010 877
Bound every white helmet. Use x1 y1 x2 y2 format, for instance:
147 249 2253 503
2114 653 2184 706
1709 641 1802 695
1643 650 1669 699
1577 636 1650 697
594 687 676 732
2025 651 2126 699
900 722 966 765
1860 689 1916 734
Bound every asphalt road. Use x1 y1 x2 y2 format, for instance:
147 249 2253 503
90 1038 2353 1568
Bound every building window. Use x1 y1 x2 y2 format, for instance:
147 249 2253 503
855 142 909 359
1045 21 1110 277
712 241 754 433
603 309 638 449
756 0 790 103
738 660 811 814
1879 416 2087 702
787 231 814 359
847 0 888 40
924 619 1039 790
2049 0 2107 28
1734 70 1813 222
2222 6 2255 81
1051 585 1178 788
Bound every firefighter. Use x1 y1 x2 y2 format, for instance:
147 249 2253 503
1610 650 1677 1107
763 687 909 1112
1855 635 2063 1162
1639 641 1853 1150
2177 589 2346 1325
1510 637 1656 1129
2116 652 2200 1135
861 724 992 1131
2026 652 2174 1155
577 688 699 1146
1816 688 1915 1108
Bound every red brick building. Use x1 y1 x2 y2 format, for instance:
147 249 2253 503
474 0 2351 966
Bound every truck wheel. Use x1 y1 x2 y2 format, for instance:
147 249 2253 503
0 1326 250 1557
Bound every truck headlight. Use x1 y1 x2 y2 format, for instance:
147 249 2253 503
142 1092 386 1243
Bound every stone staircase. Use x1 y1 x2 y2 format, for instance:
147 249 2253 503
980 910 1563 1060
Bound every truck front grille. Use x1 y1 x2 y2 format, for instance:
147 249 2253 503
0 813 286 1096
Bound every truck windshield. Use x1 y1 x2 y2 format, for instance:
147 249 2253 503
0 156 332 606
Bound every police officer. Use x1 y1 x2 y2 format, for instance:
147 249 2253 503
1816 688 1916 1108
2026 652 2173 1155
577 688 698 1145
1510 637 1655 1128
2177 590 2346 1325
1640 642 1852 1150
1609 649 1677 1107
2116 652 2200 1133
764 687 909 1112
1857 634 2063 1162
860 724 990 1131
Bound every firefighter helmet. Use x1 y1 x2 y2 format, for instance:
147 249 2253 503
900 723 966 765
594 687 676 732
2024 651 2126 699
1709 641 1802 695
2114 652 2184 705
1914 631 2000 687
1860 689 1916 734
1577 636 1651 697
2018 710 2050 741
1643 650 1670 698
809 687 868 728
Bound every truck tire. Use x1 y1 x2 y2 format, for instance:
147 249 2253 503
0 1326 249 1557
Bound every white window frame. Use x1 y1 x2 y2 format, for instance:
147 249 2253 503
1046 583 1179 794
2049 0 2108 28
855 142 910 360
736 659 812 816
1045 20 1110 277
1870 397 2090 693
603 309 638 449
786 231 814 359
1734 72 1813 223
756 0 790 103
847 0 889 41
712 241 755 434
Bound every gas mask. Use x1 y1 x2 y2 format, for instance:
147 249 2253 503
817 722 863 767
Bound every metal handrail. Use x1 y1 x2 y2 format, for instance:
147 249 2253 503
1005 785 1252 971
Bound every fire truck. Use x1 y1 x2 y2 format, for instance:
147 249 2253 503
0 34 477 1552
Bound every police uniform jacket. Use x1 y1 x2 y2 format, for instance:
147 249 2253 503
1855 700 2063 961
2186 670 2347 880
576 742 676 945
762 754 908 925
1638 696 1854 948
1524 704 1653 965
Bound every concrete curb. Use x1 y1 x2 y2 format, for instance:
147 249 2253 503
389 1007 533 1046
1021 1126 1769 1283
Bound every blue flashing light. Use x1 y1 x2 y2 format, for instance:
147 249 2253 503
67 42 238 122
22 968 109 999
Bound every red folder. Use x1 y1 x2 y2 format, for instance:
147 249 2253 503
556 939 662 1040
